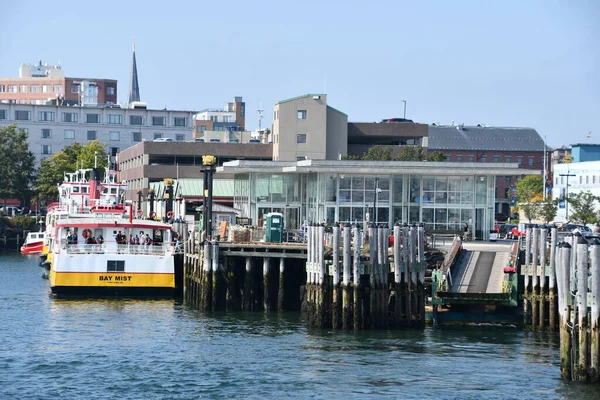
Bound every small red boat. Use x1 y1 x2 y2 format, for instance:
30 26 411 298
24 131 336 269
20 232 45 255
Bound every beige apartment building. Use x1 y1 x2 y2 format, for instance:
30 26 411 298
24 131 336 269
271 94 348 161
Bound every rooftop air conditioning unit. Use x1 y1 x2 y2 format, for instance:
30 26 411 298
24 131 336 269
313 95 321 100
131 101 147 110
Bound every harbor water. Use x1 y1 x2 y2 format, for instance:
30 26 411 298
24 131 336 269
0 252 595 400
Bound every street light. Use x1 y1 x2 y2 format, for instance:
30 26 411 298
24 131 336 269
559 170 576 222
374 177 382 224
402 100 407 119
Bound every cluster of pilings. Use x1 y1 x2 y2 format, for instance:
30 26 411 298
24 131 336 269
554 233 600 382
183 236 305 312
522 225 558 331
304 223 427 330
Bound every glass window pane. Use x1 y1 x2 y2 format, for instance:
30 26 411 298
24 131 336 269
435 209 448 224
340 176 351 189
365 177 375 190
351 177 363 190
410 177 421 203
448 177 460 191
339 190 351 203
423 191 434 204
339 207 351 222
352 207 364 223
423 177 435 191
448 192 460 204
376 207 389 224
435 192 447 204
422 208 434 224
393 176 403 203
378 177 389 190
435 177 448 191
461 192 473 204
462 177 473 191
351 190 364 202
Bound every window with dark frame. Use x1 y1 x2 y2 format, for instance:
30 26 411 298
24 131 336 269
107 260 125 272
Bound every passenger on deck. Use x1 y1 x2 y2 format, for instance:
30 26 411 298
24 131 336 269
96 234 104 245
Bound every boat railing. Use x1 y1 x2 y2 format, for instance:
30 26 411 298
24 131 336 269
58 241 175 256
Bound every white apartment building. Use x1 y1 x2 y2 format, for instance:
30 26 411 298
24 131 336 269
553 161 600 223
0 103 195 166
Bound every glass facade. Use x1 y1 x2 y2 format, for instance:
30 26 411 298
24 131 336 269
234 170 496 239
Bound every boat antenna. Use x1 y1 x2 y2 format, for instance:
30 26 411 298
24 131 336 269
94 151 98 169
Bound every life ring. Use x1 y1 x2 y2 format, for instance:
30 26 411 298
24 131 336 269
137 209 143 217
167 211 175 219
149 211 156 219
82 229 93 239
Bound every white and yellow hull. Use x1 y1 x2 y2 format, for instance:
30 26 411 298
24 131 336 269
50 252 175 296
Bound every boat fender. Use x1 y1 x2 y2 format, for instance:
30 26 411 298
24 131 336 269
82 229 93 239
150 211 156 219
167 211 175 219
137 209 143 217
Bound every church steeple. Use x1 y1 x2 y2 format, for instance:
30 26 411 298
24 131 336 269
128 39 140 105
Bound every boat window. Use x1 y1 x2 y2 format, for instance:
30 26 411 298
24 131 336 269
107 260 125 272
73 187 80 193
111 188 117 194
82 187 88 193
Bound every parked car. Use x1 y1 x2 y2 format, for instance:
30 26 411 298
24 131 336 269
189 138 204 142
248 139 261 143
228 139 240 143
153 137 174 142
0 206 21 216
209 139 221 143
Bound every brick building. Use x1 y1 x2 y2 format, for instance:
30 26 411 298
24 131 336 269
0 61 117 106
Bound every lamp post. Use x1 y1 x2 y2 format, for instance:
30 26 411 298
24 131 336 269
374 177 382 224
402 100 407 119
559 170 576 222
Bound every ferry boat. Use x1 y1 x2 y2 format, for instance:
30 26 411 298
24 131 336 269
44 167 182 296
20 231 45 255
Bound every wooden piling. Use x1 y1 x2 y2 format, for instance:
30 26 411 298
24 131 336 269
263 257 270 312
368 224 378 329
212 241 220 311
549 227 558 331
576 236 589 381
591 240 600 381
342 226 352 329
531 226 540 328
539 226 547 329
201 242 212 311
352 225 362 330
557 242 572 379
392 224 402 327
278 258 285 312
332 225 341 329
243 257 253 311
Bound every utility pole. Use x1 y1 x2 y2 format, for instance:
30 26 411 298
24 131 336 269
559 170 576 222
543 135 547 201
402 100 407 119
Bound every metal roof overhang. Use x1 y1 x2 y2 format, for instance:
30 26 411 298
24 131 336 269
218 159 538 176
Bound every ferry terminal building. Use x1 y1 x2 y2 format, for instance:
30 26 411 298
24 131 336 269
218 159 537 241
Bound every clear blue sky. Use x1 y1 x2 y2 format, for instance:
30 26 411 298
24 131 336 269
1 0 598 148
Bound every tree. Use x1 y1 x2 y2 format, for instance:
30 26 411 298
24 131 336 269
427 151 447 162
516 175 543 203
538 199 559 223
362 146 393 161
520 201 540 223
396 146 426 161
567 191 600 225
0 125 36 208
36 141 109 202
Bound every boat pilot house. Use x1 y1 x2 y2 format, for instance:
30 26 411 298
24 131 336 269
218 160 536 241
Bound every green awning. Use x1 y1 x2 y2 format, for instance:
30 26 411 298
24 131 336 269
150 179 234 198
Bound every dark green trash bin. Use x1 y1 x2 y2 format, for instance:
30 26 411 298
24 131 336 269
265 212 284 243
